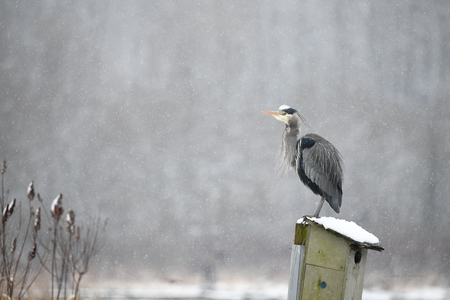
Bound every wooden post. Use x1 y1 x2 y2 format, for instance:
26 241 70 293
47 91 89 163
287 217 383 300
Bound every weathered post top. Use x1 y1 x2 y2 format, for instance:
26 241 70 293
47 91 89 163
288 217 383 300
295 216 384 251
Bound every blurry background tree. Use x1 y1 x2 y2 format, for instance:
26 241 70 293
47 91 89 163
1 0 449 286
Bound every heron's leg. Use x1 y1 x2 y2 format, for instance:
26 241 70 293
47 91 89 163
312 197 325 218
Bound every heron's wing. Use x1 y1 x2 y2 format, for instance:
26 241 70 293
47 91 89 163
300 133 343 201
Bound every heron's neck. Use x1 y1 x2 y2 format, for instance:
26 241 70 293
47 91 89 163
282 124 301 168
285 123 300 137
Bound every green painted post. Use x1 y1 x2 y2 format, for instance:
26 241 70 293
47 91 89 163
287 217 383 300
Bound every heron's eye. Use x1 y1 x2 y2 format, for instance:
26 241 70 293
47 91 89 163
280 111 286 115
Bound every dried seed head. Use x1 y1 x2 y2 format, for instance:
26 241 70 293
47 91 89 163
51 194 63 221
9 198 15 215
8 276 13 290
66 210 75 225
28 244 37 261
37 193 43 202
76 226 80 242
1 160 6 175
35 207 41 231
11 238 16 253
66 210 75 234
2 199 16 224
27 181 35 201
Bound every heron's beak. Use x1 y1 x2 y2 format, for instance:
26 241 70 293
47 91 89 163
262 110 286 122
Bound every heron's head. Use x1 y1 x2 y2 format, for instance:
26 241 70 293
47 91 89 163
262 105 309 127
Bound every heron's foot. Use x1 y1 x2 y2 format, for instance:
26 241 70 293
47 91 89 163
302 214 320 220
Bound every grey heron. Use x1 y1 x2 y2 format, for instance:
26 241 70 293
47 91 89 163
263 105 343 217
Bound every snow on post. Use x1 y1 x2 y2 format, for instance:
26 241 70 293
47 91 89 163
299 216 383 250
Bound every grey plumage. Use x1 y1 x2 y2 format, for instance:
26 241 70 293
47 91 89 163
263 105 344 217
298 133 343 213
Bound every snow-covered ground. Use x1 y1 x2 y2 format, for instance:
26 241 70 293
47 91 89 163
363 287 449 300
82 283 449 300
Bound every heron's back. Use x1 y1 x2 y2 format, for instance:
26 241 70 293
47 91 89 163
296 133 343 213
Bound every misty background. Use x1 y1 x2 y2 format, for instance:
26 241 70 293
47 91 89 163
1 0 449 288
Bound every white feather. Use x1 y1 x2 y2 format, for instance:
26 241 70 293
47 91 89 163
278 104 291 111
